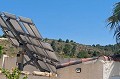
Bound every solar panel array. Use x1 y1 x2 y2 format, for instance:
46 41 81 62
0 12 59 73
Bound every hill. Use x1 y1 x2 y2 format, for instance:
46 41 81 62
0 38 119 58
43 38 119 58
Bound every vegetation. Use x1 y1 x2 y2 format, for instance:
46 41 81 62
65 39 69 43
77 51 88 58
0 38 19 57
51 40 57 51
58 38 63 42
0 68 27 79
46 39 119 58
0 35 119 58
108 2 120 44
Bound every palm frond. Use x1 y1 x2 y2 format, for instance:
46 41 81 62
107 2 120 44
116 31 120 44
114 2 120 15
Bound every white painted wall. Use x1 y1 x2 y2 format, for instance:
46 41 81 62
103 61 120 79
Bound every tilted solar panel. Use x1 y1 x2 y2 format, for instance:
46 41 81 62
0 14 19 47
3 12 16 19
0 12 59 73
5 30 14 37
19 16 33 24
19 16 42 38
20 34 58 61
22 23 36 37
27 44 37 53
3 13 24 33
9 38 19 47
4 30 19 47
29 24 42 38
45 50 58 61
39 60 49 70
41 42 54 51
0 17 8 28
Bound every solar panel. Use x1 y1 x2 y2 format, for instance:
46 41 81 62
19 35 57 60
5 30 14 37
0 15 19 47
29 24 42 38
47 64 57 73
22 23 35 36
9 38 19 46
3 12 16 19
28 37 40 46
38 60 50 71
19 17 42 38
41 42 54 51
4 30 19 47
4 13 25 33
9 19 24 33
0 17 8 28
0 12 59 73
45 50 58 61
27 44 38 53
19 16 33 24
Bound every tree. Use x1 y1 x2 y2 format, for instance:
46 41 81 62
65 39 69 43
96 44 100 48
92 44 95 47
114 49 120 54
77 51 88 58
63 44 72 55
43 38 48 42
57 45 63 54
107 2 120 44
51 40 57 51
92 51 100 57
70 45 77 57
70 40 74 43
58 38 62 42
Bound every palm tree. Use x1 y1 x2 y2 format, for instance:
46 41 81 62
108 2 120 44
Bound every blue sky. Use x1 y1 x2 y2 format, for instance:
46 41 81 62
0 0 119 45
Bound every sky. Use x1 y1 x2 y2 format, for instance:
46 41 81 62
0 0 119 45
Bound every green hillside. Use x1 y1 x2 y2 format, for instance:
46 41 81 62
0 38 119 58
44 38 119 58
